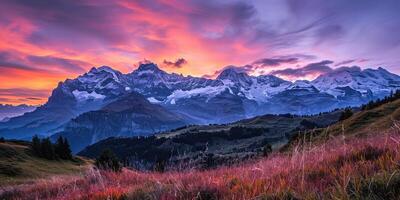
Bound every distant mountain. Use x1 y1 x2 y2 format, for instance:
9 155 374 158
1 62 400 140
0 104 36 122
51 92 189 153
0 66 131 139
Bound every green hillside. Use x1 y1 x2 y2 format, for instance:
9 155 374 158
286 99 400 149
0 140 90 186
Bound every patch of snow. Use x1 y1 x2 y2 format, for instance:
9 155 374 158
166 85 227 104
137 70 155 76
98 66 120 83
72 90 106 102
125 87 131 91
147 97 161 104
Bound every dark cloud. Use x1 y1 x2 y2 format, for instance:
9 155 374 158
27 55 88 73
334 59 356 67
0 51 88 74
271 60 333 77
252 57 299 67
0 88 50 98
25 97 42 101
163 58 188 68
0 52 51 73
3 0 130 46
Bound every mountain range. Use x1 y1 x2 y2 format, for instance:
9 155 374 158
0 104 36 122
1 62 399 152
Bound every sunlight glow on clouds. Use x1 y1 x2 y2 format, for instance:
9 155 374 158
0 0 399 104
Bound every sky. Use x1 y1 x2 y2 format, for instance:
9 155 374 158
0 0 400 105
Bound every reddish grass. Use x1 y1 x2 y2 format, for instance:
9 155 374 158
1 132 400 200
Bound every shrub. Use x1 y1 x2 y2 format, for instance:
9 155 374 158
153 159 166 172
347 173 400 199
95 149 122 172
262 143 272 157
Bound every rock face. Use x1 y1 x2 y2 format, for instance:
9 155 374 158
51 92 188 153
1 62 400 141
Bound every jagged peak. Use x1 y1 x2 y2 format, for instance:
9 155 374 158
88 66 119 73
217 66 250 80
136 62 162 72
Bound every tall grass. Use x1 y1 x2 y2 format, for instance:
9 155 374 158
1 131 400 200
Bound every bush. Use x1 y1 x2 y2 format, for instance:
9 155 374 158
153 159 166 172
95 149 122 172
347 173 400 199
262 143 272 157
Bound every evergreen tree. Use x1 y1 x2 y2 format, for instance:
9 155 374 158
0 137 5 142
41 138 56 160
62 137 72 160
339 108 353 121
31 135 42 156
55 136 72 160
95 149 121 172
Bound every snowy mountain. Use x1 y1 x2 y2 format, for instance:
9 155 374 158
1 62 400 140
312 67 400 98
51 92 188 153
0 104 36 122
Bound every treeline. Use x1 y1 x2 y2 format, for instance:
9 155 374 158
362 90 400 110
31 135 72 160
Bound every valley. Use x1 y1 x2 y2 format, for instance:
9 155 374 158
1 98 400 199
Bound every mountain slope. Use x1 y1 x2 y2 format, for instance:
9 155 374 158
0 104 36 122
283 96 400 152
78 110 342 169
52 92 189 153
0 140 89 186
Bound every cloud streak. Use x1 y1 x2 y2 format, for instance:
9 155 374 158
271 60 334 79
0 0 400 104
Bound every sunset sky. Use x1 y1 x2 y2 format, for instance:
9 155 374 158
1 0 400 105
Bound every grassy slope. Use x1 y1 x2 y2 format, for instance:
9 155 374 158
3 130 400 200
0 140 90 186
286 99 400 149
2 100 400 199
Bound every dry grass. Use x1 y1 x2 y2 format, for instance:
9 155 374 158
1 130 399 200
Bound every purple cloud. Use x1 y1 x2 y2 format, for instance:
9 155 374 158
163 58 188 68
334 59 356 67
271 60 334 77
27 55 88 73
252 57 299 67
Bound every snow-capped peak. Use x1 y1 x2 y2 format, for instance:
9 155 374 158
287 80 318 92
135 63 162 73
312 66 400 97
217 67 253 87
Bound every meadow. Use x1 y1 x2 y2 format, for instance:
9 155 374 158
1 128 399 200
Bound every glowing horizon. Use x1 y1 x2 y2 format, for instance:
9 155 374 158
1 0 400 105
